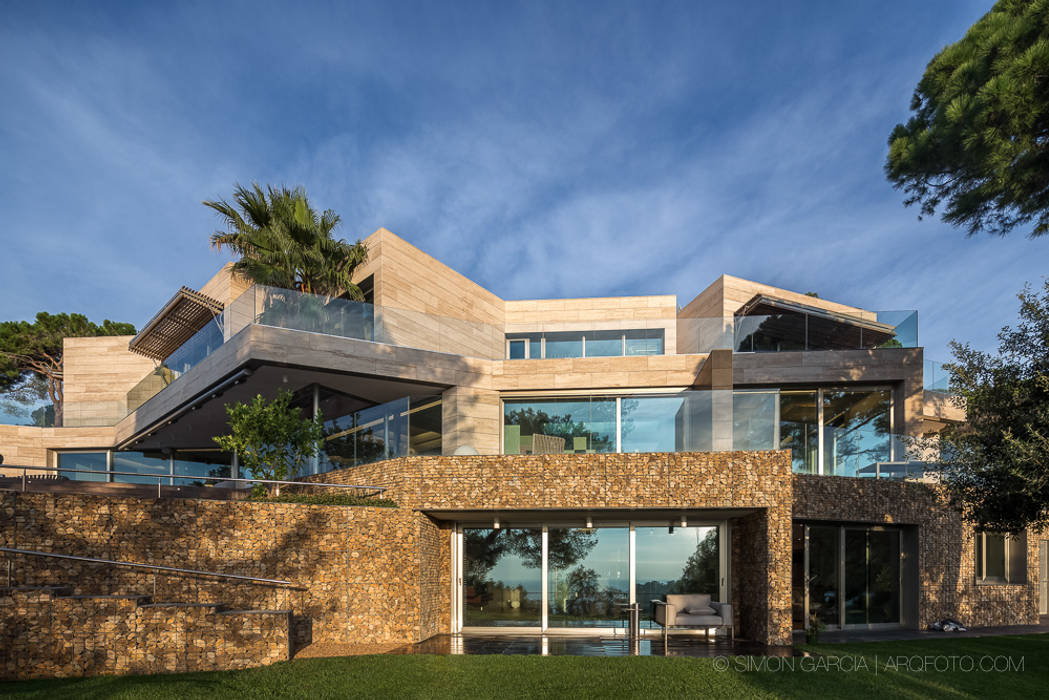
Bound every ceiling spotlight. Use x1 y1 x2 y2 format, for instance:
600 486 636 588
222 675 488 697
585 517 593 529
681 516 688 528
493 517 500 530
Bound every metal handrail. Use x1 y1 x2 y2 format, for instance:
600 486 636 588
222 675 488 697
3 464 386 497
0 546 305 590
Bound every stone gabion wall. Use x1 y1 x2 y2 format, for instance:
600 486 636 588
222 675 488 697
0 490 444 678
1 589 290 679
793 475 1042 628
309 450 796 645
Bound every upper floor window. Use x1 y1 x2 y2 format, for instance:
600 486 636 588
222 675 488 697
975 532 1026 584
505 329 664 359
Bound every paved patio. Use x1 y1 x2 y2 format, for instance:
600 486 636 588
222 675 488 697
792 616 1049 644
393 634 795 657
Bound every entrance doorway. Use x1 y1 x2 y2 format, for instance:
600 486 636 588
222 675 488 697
792 522 906 630
455 520 728 633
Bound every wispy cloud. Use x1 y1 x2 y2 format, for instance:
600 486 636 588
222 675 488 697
0 0 1036 361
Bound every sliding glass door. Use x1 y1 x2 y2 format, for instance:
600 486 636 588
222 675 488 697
462 528 543 627
458 522 726 632
547 528 628 628
792 523 902 630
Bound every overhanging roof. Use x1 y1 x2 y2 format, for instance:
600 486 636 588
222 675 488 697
128 286 224 361
735 294 897 350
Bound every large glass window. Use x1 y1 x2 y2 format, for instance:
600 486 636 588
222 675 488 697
321 395 441 472
112 451 171 484
822 389 892 477
808 525 840 626
503 398 616 454
624 329 664 356
794 524 902 629
780 391 819 474
732 391 778 451
584 331 623 357
505 330 665 359
844 528 901 625
502 388 893 475
635 526 719 606
57 452 108 482
867 529 901 624
547 527 628 627
620 395 683 453
544 332 584 359
462 528 543 627
172 449 232 486
459 522 727 632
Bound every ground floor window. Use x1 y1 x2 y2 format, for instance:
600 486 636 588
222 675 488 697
547 527 628 628
55 449 232 485
459 522 724 631
463 528 543 627
792 522 902 629
975 531 1026 584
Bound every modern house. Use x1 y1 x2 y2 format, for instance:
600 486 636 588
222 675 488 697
1 228 1044 675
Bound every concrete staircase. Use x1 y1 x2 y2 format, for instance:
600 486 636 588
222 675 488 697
0 583 292 679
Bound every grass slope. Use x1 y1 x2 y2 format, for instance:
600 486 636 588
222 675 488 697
2 634 1046 699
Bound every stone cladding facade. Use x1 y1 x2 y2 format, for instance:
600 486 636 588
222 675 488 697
792 474 1042 628
1 588 289 679
0 491 444 679
307 450 795 645
17 453 1039 679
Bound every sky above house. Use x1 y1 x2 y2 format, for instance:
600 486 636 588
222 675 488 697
1 0 1044 371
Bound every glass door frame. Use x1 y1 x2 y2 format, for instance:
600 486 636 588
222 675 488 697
793 522 904 631
452 518 730 635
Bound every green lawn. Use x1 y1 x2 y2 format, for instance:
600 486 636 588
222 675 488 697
3 634 1046 699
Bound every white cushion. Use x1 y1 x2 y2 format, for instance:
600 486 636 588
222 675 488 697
685 606 716 615
675 614 723 626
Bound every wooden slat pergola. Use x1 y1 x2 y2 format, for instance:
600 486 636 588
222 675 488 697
128 286 224 361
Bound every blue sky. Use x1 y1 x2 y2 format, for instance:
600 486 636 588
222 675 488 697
1 0 1044 370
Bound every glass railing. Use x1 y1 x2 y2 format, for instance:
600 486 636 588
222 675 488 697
125 285 505 414
502 390 781 456
924 359 954 394
503 389 935 480
678 310 918 355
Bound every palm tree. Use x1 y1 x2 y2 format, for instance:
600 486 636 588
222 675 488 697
205 183 369 300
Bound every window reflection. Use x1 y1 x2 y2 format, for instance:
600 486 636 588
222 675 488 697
503 398 616 454
781 391 819 474
635 526 719 626
57 452 108 482
112 451 170 484
732 391 778 450
504 329 665 359
823 389 892 477
463 528 543 627
547 528 628 627
172 449 232 486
